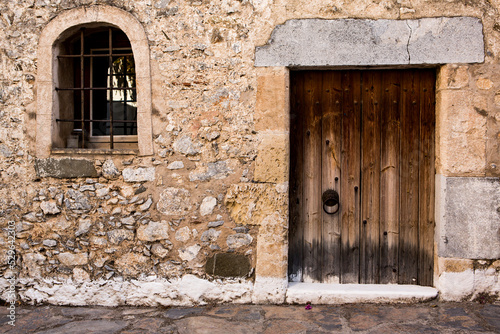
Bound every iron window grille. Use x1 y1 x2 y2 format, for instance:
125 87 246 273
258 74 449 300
56 27 137 149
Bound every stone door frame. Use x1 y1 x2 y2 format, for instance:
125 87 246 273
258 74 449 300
251 17 485 303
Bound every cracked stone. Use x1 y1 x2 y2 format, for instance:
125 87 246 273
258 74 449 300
40 201 61 215
167 161 185 170
200 228 221 242
157 187 191 215
121 216 135 225
200 196 217 216
151 243 169 258
42 239 57 247
189 160 233 181
226 233 253 248
122 167 155 182
95 187 110 197
116 253 149 276
75 219 92 237
102 159 120 180
79 185 95 192
137 221 170 241
57 252 88 266
139 198 153 211
175 226 191 242
173 136 201 156
178 244 201 262
65 189 91 212
107 229 135 244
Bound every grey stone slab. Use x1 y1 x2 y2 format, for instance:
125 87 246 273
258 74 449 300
1 307 71 334
477 304 500 332
34 320 128 334
407 17 484 64
205 253 251 277
175 316 263 334
163 307 205 319
59 307 116 318
255 17 484 67
35 158 98 178
437 176 500 259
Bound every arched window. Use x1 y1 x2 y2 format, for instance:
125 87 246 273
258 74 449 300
56 26 137 149
36 6 153 157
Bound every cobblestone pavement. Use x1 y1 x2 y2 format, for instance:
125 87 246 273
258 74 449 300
0 301 498 333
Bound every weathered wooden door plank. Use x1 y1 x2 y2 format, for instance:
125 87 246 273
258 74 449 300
399 70 421 284
288 71 305 282
289 69 435 286
418 69 436 286
379 70 402 284
340 71 362 284
360 70 382 284
321 71 343 283
302 72 323 282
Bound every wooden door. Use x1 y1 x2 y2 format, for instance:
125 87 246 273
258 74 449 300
288 69 435 286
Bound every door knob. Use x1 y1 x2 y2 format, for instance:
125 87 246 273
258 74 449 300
322 189 340 214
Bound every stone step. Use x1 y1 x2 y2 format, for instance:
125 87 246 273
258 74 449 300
286 282 439 304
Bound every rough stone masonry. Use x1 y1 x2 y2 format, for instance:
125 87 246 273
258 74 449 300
0 0 498 305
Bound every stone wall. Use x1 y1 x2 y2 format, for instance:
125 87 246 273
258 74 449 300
0 0 498 304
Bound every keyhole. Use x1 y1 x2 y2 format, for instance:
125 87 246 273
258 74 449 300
326 139 330 145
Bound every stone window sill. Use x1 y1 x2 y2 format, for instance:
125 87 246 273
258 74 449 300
51 148 138 155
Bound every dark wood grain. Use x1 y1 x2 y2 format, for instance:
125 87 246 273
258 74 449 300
399 70 421 284
379 70 401 284
321 71 342 283
288 71 304 282
288 69 435 286
340 71 362 283
302 72 323 282
418 69 436 286
360 70 382 284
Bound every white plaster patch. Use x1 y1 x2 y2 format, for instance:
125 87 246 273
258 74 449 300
437 270 475 301
437 268 500 301
252 276 287 304
14 275 253 306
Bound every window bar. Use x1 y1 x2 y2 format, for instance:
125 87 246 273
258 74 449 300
57 87 135 91
108 28 114 149
123 54 128 134
57 119 137 123
80 28 85 148
58 53 133 58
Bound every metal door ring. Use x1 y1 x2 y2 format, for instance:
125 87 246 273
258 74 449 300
322 189 340 214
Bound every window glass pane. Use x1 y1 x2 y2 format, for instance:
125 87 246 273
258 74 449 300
57 27 138 148
91 49 137 136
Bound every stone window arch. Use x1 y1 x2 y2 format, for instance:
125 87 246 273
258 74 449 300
36 5 153 157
